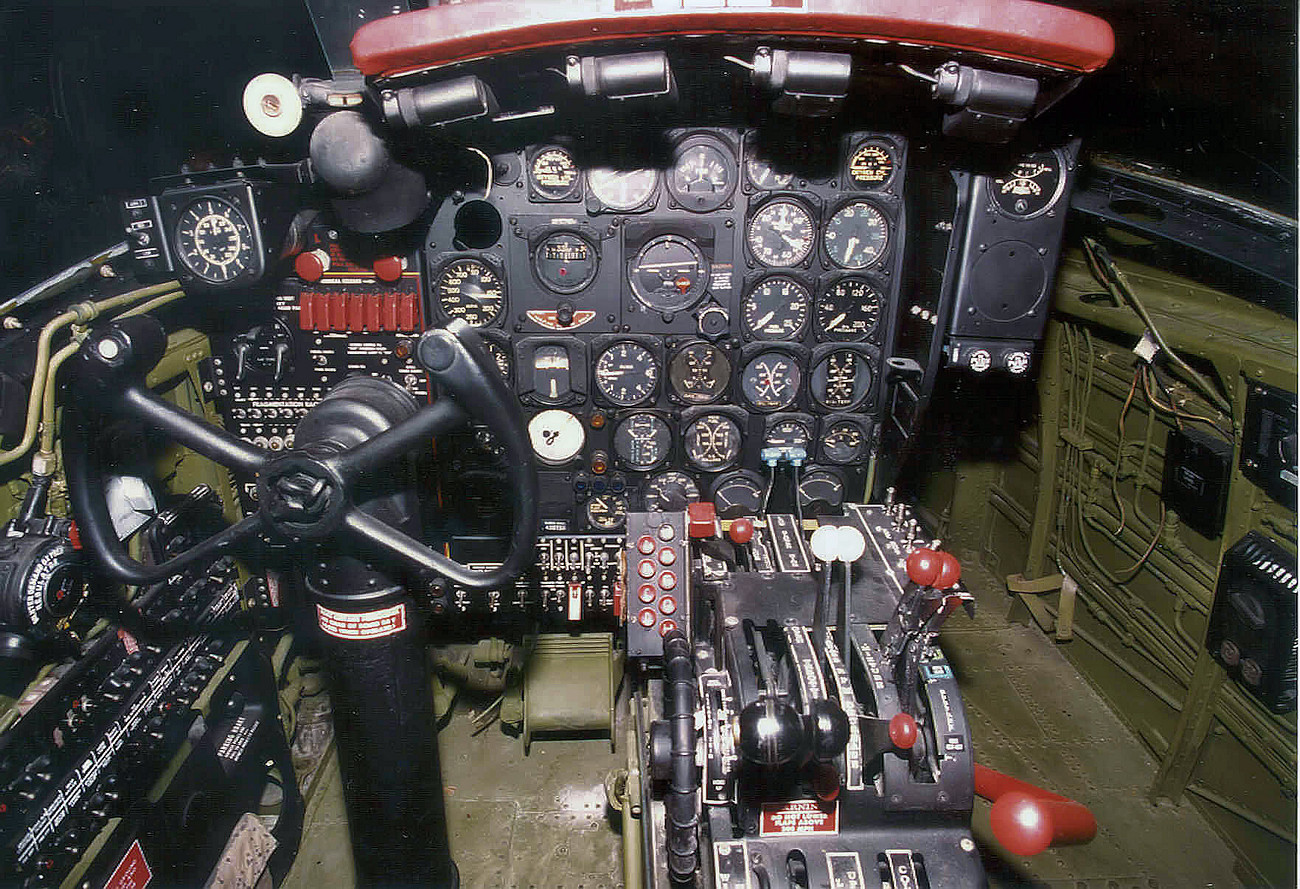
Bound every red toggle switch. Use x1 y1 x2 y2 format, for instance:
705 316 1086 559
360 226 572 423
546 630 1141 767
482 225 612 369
374 255 404 282
328 294 347 331
381 294 399 331
888 712 918 750
298 292 316 330
398 293 419 331
346 294 366 332
295 248 330 282
728 517 754 545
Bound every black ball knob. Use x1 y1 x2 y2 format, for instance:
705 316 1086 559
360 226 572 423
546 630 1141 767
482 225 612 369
737 695 805 767
806 699 850 762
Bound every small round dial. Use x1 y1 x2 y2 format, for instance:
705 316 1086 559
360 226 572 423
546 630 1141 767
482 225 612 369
435 258 504 327
742 277 810 341
824 201 889 269
822 420 867 464
644 470 700 512
991 151 1064 218
669 342 731 404
684 414 743 472
175 196 256 283
528 409 585 465
745 155 794 190
746 200 816 268
817 278 882 342
668 138 736 212
741 352 802 412
530 147 580 199
811 349 874 411
798 469 845 514
613 413 671 471
595 341 659 406
710 471 765 519
484 341 512 382
586 493 628 531
629 235 710 312
765 418 811 451
588 167 657 210
534 232 598 293
847 141 896 188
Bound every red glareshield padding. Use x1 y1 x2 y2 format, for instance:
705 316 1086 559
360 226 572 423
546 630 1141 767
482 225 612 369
350 0 1114 80
974 763 1098 856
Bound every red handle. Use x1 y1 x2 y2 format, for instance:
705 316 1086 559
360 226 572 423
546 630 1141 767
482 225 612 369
974 763 1097 856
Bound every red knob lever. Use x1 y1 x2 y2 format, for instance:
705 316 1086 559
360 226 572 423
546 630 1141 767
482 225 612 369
974 763 1098 856
728 517 754 545
904 548 962 589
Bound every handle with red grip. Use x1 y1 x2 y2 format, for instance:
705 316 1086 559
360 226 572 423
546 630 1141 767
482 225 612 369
974 763 1098 856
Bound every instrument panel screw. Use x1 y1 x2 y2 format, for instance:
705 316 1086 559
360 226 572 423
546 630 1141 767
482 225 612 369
960 837 976 853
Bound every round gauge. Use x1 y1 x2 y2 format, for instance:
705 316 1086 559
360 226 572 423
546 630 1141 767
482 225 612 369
595 341 659 406
644 470 700 512
765 418 811 452
847 141 896 188
528 409 585 465
588 167 657 211
824 201 889 270
817 278 882 342
668 342 731 405
710 471 765 519
667 138 736 212
533 232 598 294
991 151 1065 218
822 420 867 464
746 200 816 268
435 258 504 327
586 493 628 531
484 341 512 382
745 155 794 190
684 414 743 472
798 469 845 515
741 352 802 412
530 147 580 199
613 413 671 471
628 235 710 312
174 196 257 284
742 277 810 341
811 349 874 411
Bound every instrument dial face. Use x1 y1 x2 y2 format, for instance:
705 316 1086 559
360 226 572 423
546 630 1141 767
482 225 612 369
742 276 810 341
817 278 882 342
797 469 845 513
847 141 896 188
746 199 816 268
588 167 657 210
595 341 659 406
745 156 794 190
710 472 765 519
530 147 580 199
585 493 628 531
991 151 1064 218
822 420 866 464
528 409 585 465
812 349 873 411
534 233 598 293
669 342 730 404
613 413 672 471
824 201 889 269
484 341 512 383
532 344 572 403
765 418 811 451
644 470 700 512
684 414 742 472
668 139 736 212
175 197 256 283
629 235 710 312
741 352 801 412
435 258 504 327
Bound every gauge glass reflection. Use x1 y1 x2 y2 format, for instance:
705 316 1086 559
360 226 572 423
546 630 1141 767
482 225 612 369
588 167 657 210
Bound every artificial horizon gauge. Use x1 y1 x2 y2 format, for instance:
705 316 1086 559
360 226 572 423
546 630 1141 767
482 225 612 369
643 470 700 511
684 414 743 472
709 470 765 518
530 147 580 199
821 419 867 464
668 137 736 212
742 276 810 340
811 349 874 411
847 141 896 188
174 196 257 283
587 167 657 210
746 199 816 268
629 235 710 313
817 278 881 341
585 493 628 531
528 409 586 465
741 352 801 412
745 155 794 190
613 413 672 470
991 150 1065 218
824 200 888 269
595 341 659 406
435 258 505 326
533 232 598 293
668 341 731 404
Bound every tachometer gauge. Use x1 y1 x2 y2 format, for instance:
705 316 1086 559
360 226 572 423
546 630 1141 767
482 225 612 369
528 409 585 465
644 470 700 512
797 469 845 515
811 349 873 411
746 199 816 268
587 167 657 211
710 471 765 519
684 414 742 472
816 278 881 342
991 150 1064 218
533 232 598 293
613 413 671 470
629 235 710 312
741 352 801 412
668 342 730 404
595 341 659 406
847 141 896 188
765 418 811 451
821 419 867 464
174 196 257 284
484 341 512 383
586 493 628 531
745 156 794 190
668 137 736 212
435 258 504 327
530 147 580 199
824 201 888 269
742 276 810 341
